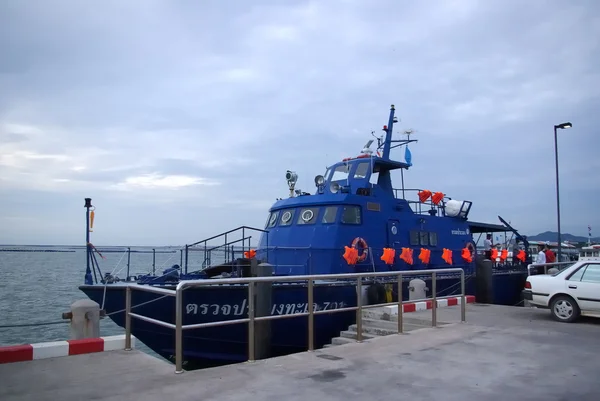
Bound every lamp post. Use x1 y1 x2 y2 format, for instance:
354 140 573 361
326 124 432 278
553 122 572 261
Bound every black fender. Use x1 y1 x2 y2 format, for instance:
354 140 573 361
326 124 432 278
366 282 387 305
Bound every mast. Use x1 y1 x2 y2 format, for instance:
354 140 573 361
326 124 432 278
381 104 396 160
84 197 93 285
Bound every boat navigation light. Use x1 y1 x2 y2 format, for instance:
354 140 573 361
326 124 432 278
314 175 325 186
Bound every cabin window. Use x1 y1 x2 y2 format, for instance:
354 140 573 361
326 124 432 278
366 202 380 211
341 206 361 224
410 230 420 246
353 162 370 179
419 231 429 246
322 206 338 224
429 232 438 246
279 209 295 226
331 164 349 182
267 211 279 228
264 213 272 229
297 207 319 225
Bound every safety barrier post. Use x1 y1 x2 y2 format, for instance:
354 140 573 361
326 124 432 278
125 286 132 350
247 282 256 362
356 277 363 342
175 287 183 374
397 273 403 334
308 278 314 351
431 271 437 327
460 270 466 322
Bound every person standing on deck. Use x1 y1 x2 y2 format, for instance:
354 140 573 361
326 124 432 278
484 234 493 260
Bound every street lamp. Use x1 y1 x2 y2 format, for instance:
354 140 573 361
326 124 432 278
553 121 572 261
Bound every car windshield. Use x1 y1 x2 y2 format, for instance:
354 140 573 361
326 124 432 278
551 262 577 276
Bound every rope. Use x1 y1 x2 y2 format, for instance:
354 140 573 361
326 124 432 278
0 295 171 329
0 321 67 329
101 249 128 310
105 295 170 316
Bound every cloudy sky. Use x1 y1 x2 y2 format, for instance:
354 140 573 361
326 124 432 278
0 0 599 246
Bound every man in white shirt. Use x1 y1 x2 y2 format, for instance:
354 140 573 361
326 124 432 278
484 234 493 260
533 246 547 275
537 247 546 264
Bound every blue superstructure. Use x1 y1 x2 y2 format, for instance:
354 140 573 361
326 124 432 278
79 104 530 368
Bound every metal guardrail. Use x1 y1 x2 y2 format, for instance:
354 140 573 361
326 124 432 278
527 261 575 275
123 267 467 374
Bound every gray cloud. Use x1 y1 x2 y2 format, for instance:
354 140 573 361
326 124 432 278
0 0 599 245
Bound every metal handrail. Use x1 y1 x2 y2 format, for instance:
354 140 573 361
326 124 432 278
527 261 574 275
124 266 467 374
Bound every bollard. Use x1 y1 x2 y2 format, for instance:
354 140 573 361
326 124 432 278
408 279 427 301
65 299 101 339
252 261 273 360
475 258 494 304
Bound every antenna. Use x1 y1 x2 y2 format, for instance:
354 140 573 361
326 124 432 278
371 131 383 150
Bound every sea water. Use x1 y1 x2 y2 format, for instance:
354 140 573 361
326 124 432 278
0 245 220 359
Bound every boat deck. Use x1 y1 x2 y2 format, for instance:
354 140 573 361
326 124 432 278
2 304 599 401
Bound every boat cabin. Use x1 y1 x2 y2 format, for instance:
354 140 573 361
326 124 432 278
255 105 479 276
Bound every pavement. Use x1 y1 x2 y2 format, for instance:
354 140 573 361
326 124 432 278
1 304 599 401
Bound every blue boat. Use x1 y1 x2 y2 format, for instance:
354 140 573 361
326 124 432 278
79 104 530 368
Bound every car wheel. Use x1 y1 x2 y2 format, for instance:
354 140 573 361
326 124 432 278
550 295 580 323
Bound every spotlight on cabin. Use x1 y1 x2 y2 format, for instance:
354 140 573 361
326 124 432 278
286 170 298 184
286 170 298 197
314 175 325 186
330 182 340 194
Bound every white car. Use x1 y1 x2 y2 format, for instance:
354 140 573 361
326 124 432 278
522 260 600 323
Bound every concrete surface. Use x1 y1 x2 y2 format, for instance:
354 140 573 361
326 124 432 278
1 304 599 401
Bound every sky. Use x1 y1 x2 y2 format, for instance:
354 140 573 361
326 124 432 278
0 0 599 246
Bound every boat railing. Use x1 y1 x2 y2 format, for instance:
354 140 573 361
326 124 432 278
526 261 576 276
393 187 447 216
183 226 269 273
123 265 468 374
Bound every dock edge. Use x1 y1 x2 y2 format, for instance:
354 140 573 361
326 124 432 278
0 334 136 364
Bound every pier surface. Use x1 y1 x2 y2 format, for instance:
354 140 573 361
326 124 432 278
2 304 599 401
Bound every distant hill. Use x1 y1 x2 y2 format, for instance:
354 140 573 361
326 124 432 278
527 231 599 243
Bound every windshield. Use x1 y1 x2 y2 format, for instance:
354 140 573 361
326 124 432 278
330 164 349 182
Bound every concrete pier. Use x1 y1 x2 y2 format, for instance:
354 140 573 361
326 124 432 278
2 304 599 401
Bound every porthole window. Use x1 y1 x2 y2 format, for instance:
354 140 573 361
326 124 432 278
297 207 319 225
267 211 279 228
280 209 295 226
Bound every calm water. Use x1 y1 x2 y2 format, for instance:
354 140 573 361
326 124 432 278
0 245 214 358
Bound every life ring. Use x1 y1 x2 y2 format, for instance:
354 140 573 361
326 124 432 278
466 242 475 255
351 237 369 263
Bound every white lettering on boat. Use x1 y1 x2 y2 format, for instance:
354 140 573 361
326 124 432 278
185 300 348 316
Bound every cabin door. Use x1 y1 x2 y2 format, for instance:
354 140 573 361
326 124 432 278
387 220 401 248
